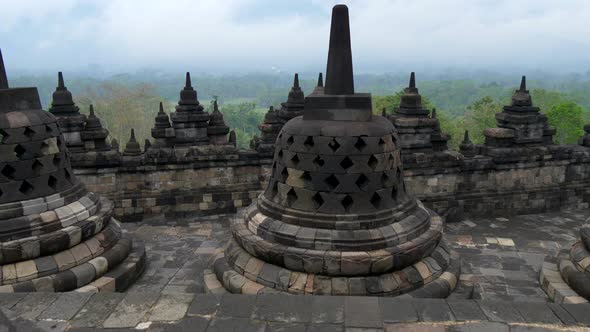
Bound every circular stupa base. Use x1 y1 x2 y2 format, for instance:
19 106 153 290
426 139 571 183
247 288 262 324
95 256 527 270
209 204 460 298
210 240 459 297
540 223 590 304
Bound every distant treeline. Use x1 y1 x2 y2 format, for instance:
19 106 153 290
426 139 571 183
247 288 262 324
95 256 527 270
8 71 590 149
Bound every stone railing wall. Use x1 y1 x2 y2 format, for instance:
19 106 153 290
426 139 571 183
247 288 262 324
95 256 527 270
74 151 273 221
73 144 590 222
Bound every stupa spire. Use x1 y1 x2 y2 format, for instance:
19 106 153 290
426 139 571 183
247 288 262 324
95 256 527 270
409 72 416 88
185 72 192 88
158 101 165 114
0 49 8 89
317 72 323 87
58 71 65 89
294 73 300 88
324 4 354 95
520 76 527 91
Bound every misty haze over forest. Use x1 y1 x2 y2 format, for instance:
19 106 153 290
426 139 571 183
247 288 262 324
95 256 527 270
2 0 590 150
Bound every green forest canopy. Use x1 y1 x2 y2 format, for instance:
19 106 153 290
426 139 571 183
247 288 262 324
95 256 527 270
10 72 590 149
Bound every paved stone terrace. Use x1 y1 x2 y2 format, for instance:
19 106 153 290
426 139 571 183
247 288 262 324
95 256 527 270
1 209 590 330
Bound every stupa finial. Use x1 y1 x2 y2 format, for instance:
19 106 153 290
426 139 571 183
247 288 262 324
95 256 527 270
185 72 192 88
213 99 219 112
409 72 416 89
463 130 471 143
317 72 323 87
89 104 95 117
324 4 354 95
293 73 300 89
158 101 165 114
58 72 65 88
0 49 8 89
519 76 527 91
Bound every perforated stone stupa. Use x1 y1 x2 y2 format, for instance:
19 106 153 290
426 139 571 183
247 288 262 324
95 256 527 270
0 50 145 292
211 5 460 297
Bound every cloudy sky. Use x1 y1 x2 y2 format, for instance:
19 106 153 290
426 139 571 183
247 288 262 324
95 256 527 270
1 0 589 74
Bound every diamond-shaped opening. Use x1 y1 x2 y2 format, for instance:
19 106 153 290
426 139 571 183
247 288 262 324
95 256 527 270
24 127 37 139
312 192 324 209
53 154 62 167
340 156 354 170
354 137 367 151
278 150 284 158
64 169 72 183
32 160 43 173
324 174 340 190
45 125 53 134
48 175 58 190
313 155 325 167
370 192 382 209
391 135 397 144
281 167 289 182
304 136 314 149
368 155 378 170
19 180 34 195
0 129 8 143
272 161 277 170
382 173 393 187
23 127 35 139
286 136 294 146
378 138 385 146
14 144 25 158
389 153 395 162
356 174 369 190
40 142 49 155
300 171 312 182
291 154 300 166
328 138 340 152
0 188 3 198
341 195 353 212
1 165 16 179
286 188 298 207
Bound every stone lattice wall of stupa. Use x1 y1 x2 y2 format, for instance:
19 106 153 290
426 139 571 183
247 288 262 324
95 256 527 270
0 49 145 292
211 5 461 297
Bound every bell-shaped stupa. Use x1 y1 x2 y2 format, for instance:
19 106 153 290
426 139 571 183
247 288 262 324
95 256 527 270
0 50 145 292
211 6 460 297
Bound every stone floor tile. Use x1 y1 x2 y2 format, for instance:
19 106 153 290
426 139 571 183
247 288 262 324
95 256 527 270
11 292 59 320
206 317 265 332
546 303 577 325
186 294 221 316
447 322 509 332
70 292 125 328
384 323 446 332
38 292 93 321
560 303 590 325
254 294 313 323
477 300 525 323
147 316 210 332
413 299 454 322
344 296 382 328
265 322 307 332
447 300 487 321
148 293 194 321
0 293 26 308
217 293 256 318
311 296 345 324
102 292 160 328
512 302 561 325
306 324 344 332
379 298 417 323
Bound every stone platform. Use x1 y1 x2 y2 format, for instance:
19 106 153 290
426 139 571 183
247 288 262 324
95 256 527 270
1 209 589 330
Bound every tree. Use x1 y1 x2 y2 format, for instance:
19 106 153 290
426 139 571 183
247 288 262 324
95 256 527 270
546 102 585 144
461 96 502 144
75 81 165 148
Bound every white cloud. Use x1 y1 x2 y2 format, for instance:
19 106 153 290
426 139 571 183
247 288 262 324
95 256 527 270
1 0 589 72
